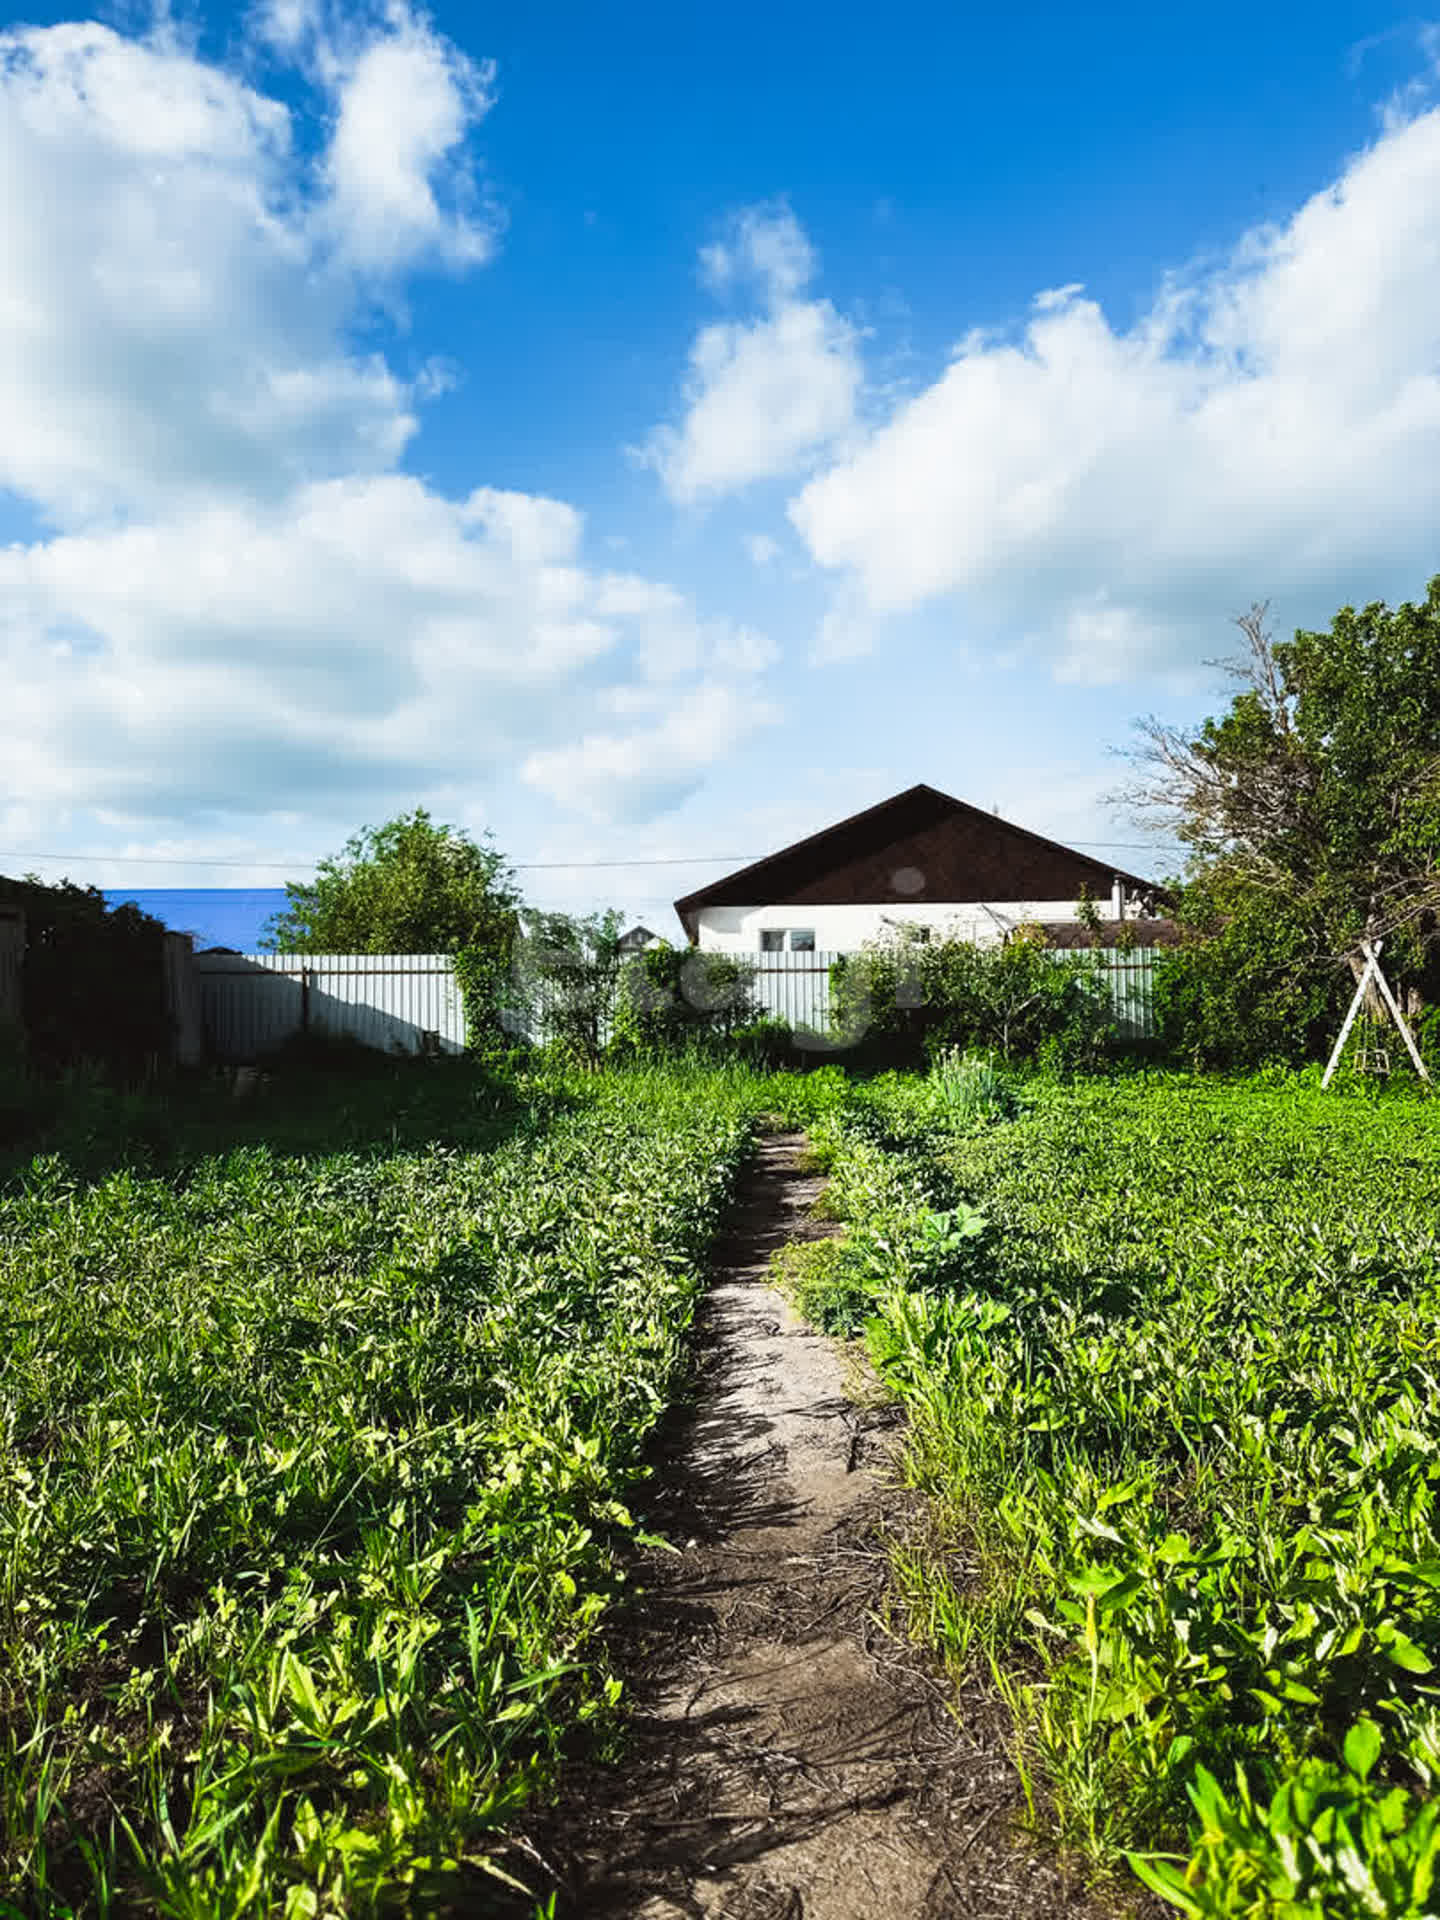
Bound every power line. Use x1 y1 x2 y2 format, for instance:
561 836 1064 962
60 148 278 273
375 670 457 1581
0 837 1184 875
520 855 761 871
0 849 763 872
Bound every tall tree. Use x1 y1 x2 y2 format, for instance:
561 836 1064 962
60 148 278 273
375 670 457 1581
1119 583 1440 1065
262 810 521 956
1123 587 1440 953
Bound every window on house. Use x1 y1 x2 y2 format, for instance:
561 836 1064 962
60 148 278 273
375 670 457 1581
789 929 816 952
759 929 785 952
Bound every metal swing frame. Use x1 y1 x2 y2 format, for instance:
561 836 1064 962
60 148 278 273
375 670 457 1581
1321 938 1431 1090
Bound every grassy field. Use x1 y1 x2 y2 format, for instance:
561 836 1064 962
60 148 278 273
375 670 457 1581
9 1050 1440 1917
786 1063 1440 1915
0 1059 763 1916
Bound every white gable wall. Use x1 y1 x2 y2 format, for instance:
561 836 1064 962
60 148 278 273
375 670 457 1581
693 900 1120 953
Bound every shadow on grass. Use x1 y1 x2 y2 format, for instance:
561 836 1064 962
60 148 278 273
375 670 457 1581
0 1040 556 1190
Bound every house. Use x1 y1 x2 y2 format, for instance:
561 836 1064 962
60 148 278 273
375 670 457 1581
673 784 1166 954
617 924 664 953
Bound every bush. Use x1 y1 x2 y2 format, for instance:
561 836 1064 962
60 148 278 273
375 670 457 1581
773 1177 993 1337
608 945 759 1057
924 1047 1022 1125
727 1016 797 1068
773 1236 875 1336
1152 881 1351 1071
0 877 171 1078
830 927 1116 1071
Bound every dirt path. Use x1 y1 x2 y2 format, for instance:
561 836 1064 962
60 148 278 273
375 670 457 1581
540 1133 1099 1920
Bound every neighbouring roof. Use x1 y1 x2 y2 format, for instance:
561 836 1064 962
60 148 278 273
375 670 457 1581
674 784 1164 943
1036 917 1182 949
618 924 660 947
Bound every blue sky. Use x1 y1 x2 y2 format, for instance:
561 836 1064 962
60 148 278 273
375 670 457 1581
4 0 1439 941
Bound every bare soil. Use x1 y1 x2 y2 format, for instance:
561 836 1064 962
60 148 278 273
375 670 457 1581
528 1133 1109 1920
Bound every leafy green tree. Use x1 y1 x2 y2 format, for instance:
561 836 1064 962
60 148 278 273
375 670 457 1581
262 810 521 957
1126 591 1440 955
1123 585 1440 1064
263 811 522 1053
0 875 170 1076
1151 874 1349 1070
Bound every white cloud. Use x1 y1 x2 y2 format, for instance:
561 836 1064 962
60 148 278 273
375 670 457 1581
642 204 862 503
522 682 780 823
791 95 1440 680
699 202 815 302
0 474 775 821
809 591 873 666
317 10 499 274
0 14 776 835
745 532 781 567
0 23 376 527
710 623 778 674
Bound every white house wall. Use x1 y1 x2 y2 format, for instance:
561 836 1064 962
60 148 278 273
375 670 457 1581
693 901 1121 953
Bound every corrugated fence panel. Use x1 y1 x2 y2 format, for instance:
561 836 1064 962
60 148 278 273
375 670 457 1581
193 943 1158 1062
196 955 303 1061
1051 947 1159 1039
745 947 1158 1041
195 953 466 1062
746 949 1159 1039
303 954 466 1055
749 950 836 1033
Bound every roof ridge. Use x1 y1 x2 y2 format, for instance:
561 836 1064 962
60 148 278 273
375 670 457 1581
673 783 1159 939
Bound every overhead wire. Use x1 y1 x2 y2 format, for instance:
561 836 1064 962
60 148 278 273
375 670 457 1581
0 838 1185 875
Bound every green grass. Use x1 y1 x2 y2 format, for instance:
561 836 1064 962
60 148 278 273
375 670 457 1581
20 1043 1434 1916
0 1061 761 1915
794 1065 1440 1916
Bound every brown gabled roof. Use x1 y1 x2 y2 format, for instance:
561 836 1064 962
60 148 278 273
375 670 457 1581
673 783 1163 942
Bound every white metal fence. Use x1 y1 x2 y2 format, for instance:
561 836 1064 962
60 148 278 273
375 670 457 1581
195 943 1160 1063
195 953 466 1063
751 947 1159 1040
1053 946 1160 1040
748 948 836 1033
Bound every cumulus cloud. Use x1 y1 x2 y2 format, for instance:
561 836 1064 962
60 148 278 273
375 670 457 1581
315 8 499 273
0 10 503 527
1 477 726 809
790 95 1440 679
522 682 780 823
0 12 774 833
641 203 862 503
699 203 816 301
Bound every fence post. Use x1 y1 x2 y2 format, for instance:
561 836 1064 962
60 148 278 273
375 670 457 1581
0 907 23 1041
162 932 204 1066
